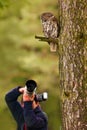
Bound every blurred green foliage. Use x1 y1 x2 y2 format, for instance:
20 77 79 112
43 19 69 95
0 0 61 130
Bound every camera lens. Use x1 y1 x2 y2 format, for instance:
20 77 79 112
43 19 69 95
25 80 37 93
27 86 35 92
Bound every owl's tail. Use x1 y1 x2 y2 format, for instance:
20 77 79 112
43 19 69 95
50 42 57 52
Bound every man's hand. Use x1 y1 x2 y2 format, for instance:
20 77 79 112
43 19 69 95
19 87 25 93
19 87 35 101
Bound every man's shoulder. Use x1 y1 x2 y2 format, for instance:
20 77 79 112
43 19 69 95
42 112 48 120
34 106 48 122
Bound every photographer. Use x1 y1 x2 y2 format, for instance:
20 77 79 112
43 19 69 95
5 80 48 130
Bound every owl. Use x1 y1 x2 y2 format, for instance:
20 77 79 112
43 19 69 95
40 12 60 52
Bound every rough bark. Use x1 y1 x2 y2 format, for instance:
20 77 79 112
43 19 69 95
58 0 87 130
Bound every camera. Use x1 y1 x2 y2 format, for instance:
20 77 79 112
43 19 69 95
25 80 48 102
34 92 48 102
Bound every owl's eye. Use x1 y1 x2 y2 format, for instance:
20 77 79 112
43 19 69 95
44 20 47 22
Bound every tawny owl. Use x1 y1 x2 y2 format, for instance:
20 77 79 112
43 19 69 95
40 12 60 52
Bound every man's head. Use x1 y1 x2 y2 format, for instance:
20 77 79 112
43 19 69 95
20 80 39 109
25 80 37 93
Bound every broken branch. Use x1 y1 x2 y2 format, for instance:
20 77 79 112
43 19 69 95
35 35 58 44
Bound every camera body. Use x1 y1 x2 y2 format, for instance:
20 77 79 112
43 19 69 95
25 85 48 102
34 92 48 102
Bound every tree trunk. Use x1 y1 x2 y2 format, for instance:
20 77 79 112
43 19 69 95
58 0 87 129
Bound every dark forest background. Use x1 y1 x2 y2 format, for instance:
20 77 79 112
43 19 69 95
0 0 61 130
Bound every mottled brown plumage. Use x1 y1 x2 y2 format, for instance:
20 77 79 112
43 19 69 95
40 12 60 52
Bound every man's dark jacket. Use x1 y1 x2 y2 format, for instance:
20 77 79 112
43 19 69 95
5 87 48 130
